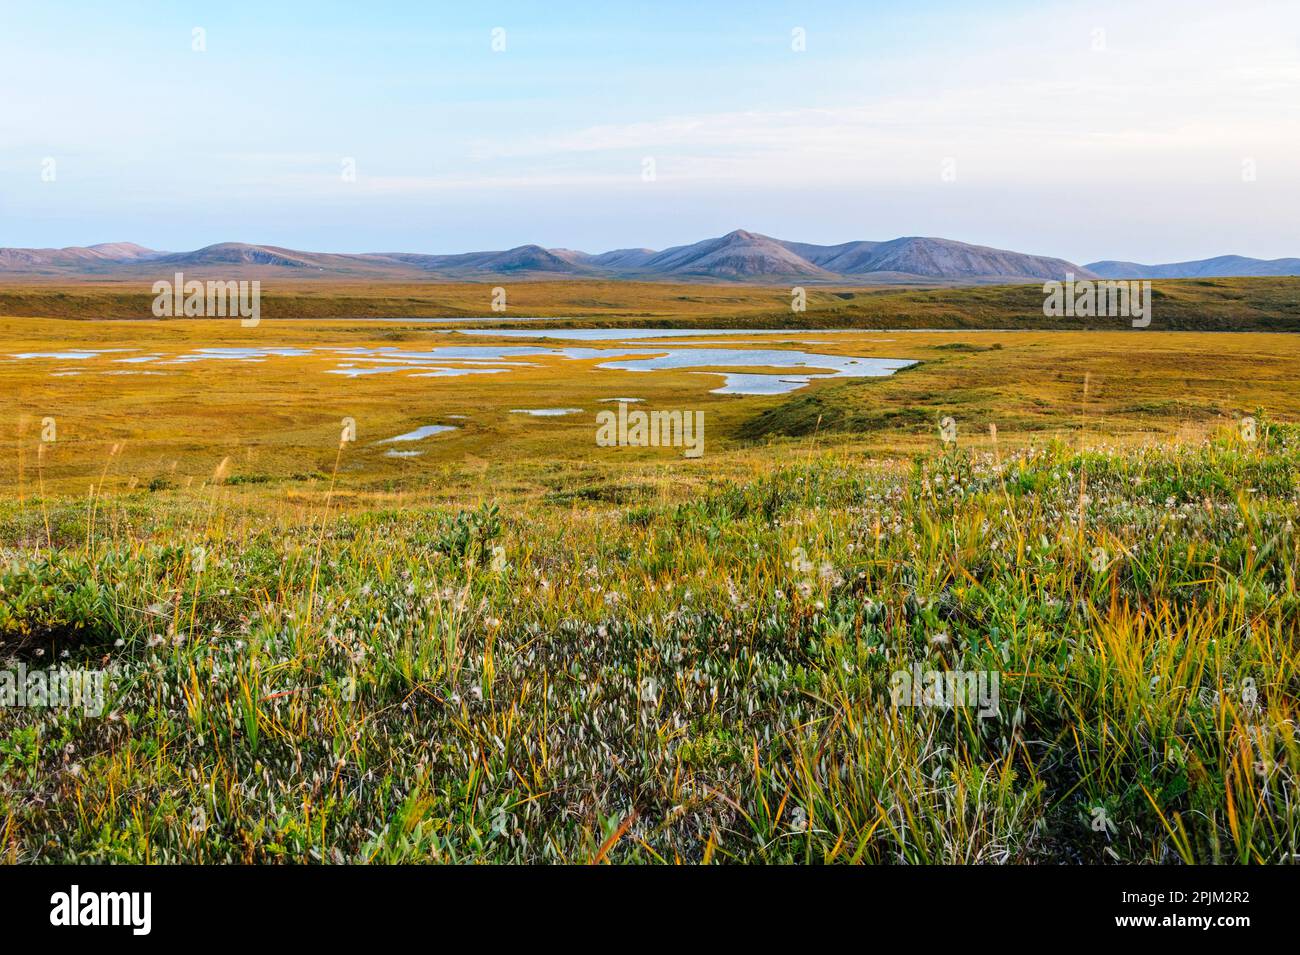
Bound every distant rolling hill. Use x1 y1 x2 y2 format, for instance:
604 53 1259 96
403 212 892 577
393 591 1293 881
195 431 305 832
0 242 161 273
1086 255 1300 279
369 245 602 276
638 230 839 279
152 243 361 270
804 236 1090 282
2 231 1289 284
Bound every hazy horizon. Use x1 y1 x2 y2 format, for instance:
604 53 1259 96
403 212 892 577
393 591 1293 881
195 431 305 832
3 0 1298 263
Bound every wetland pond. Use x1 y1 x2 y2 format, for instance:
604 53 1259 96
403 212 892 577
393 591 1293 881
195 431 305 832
8 327 916 397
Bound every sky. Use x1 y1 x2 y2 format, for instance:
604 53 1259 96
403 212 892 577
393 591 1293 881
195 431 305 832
1 0 1298 264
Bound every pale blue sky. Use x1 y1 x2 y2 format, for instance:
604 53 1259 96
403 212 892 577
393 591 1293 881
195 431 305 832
2 0 1297 263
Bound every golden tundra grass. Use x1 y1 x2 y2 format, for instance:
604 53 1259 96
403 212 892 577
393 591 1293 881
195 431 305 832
0 313 1297 863
3 317 1298 498
3 275 1299 330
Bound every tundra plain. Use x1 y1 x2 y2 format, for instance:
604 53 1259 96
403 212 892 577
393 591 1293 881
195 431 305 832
1 279 1298 863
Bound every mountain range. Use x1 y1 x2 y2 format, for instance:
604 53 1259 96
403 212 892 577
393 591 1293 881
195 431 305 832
1 231 1295 284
